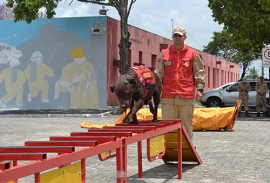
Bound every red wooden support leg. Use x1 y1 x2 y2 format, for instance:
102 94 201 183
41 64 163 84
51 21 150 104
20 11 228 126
178 128 182 179
116 139 126 183
81 159 86 183
137 141 143 178
123 140 128 182
34 172 40 183
116 147 122 183
13 160 18 183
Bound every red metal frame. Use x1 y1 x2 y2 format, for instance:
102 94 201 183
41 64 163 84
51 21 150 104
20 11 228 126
71 132 132 137
120 120 183 179
0 153 47 161
0 139 124 183
0 120 197 183
0 146 75 154
49 136 116 144
87 129 146 133
98 149 117 161
0 161 10 171
25 140 97 147
180 125 202 165
103 126 156 131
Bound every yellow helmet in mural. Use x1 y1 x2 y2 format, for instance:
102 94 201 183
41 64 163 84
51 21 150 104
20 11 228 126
70 48 85 59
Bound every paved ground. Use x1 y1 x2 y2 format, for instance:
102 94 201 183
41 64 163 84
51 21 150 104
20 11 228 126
0 113 269 183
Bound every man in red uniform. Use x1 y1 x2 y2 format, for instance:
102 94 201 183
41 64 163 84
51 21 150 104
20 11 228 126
155 26 205 140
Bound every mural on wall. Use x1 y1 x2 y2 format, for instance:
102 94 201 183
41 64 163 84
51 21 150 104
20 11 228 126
0 17 107 110
25 51 54 103
0 44 25 108
54 47 98 109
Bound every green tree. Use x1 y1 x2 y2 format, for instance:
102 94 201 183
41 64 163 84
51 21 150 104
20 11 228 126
203 30 256 79
208 0 270 55
247 67 259 79
203 30 236 60
6 0 137 72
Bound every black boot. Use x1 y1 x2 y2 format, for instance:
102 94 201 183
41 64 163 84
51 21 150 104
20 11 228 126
256 112 260 117
245 111 250 117
263 112 268 117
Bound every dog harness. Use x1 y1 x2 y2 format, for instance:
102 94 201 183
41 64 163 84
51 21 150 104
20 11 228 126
131 66 156 100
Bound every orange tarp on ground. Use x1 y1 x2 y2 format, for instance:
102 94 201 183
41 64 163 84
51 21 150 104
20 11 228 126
192 107 235 131
81 100 241 131
117 100 240 131
80 122 114 129
193 100 241 131
132 107 236 131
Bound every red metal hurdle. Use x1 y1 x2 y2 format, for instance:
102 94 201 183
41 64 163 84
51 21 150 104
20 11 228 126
116 120 183 179
0 137 124 183
0 119 195 183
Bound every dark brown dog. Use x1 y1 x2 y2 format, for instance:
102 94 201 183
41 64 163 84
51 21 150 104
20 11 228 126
110 66 161 124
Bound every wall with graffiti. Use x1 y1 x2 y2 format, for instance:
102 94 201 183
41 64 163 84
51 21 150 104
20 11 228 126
0 16 107 110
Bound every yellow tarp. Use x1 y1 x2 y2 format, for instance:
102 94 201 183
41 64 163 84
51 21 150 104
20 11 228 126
114 108 162 124
80 122 114 129
131 107 237 131
192 107 235 131
81 100 241 131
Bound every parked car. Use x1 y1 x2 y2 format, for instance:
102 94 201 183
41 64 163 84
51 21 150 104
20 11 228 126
201 79 269 110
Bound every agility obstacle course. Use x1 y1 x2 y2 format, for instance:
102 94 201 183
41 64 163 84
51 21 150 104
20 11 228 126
118 99 242 132
0 120 201 183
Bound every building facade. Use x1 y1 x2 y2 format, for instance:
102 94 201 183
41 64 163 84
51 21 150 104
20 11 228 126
0 16 239 110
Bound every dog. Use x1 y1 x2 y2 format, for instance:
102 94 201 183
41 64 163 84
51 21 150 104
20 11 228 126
110 65 162 124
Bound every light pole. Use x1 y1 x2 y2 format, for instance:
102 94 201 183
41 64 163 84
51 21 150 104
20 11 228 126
171 19 174 33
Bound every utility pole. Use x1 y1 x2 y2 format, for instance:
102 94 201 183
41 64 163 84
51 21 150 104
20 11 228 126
262 47 270 116
171 19 174 33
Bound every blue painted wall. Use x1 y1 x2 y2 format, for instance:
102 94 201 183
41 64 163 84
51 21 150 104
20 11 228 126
0 16 108 110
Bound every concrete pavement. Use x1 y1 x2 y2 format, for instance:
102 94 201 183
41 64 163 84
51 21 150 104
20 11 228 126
0 114 269 183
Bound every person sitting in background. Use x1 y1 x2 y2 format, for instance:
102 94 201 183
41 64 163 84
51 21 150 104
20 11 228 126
237 77 251 117
255 76 268 117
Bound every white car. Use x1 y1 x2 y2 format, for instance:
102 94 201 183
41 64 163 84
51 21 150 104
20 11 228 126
201 79 269 110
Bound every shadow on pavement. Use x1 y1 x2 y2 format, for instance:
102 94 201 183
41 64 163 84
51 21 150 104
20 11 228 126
128 162 197 181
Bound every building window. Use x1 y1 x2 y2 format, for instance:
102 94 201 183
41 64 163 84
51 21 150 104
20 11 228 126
128 49 132 67
208 67 211 89
139 51 142 65
217 69 219 87
213 68 216 88
222 70 224 85
151 54 157 70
